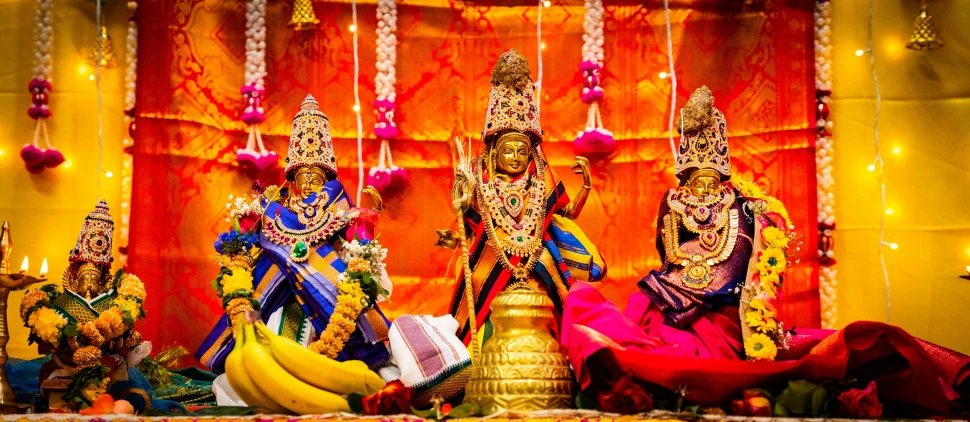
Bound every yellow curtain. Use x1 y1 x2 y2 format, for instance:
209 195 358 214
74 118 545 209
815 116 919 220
0 2 129 358
831 1 970 353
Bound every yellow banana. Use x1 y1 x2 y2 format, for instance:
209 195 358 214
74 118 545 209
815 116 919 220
224 322 288 414
242 324 351 414
254 322 386 395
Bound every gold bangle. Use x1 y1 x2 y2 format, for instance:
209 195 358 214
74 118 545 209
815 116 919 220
582 185 591 190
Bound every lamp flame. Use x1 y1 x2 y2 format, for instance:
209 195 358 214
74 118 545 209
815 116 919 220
20 256 28 273
40 258 48 277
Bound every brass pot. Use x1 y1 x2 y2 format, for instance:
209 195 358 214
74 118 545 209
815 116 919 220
464 289 573 414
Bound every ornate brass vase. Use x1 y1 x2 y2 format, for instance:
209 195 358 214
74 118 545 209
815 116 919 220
464 289 573 414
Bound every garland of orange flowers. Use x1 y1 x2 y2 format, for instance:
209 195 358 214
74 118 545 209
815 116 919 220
733 177 794 361
308 281 366 358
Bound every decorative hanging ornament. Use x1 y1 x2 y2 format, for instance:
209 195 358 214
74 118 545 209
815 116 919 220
815 0 838 329
573 0 615 156
87 26 118 68
906 3 942 51
22 0 63 174
367 0 406 193
288 0 320 31
236 0 278 172
118 0 139 268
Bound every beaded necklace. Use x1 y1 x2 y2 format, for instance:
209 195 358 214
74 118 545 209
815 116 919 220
263 194 356 263
476 154 547 280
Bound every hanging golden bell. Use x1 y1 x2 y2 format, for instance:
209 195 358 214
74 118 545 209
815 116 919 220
87 26 118 68
906 5 943 51
288 0 320 31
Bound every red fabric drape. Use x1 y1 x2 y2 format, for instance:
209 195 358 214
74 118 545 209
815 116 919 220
130 0 819 362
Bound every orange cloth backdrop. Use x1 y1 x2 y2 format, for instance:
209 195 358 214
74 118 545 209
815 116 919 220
129 0 819 361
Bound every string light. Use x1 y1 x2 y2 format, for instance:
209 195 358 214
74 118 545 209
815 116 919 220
892 146 901 154
867 163 875 171
856 49 865 56
540 42 546 50
543 0 551 6
659 71 667 79
64 159 72 168
866 0 892 323
885 208 893 215
105 171 113 178
662 0 678 160
78 64 88 74
88 75 95 81
351 0 364 204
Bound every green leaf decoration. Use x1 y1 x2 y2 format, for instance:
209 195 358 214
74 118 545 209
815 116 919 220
347 392 364 414
774 379 827 417
113 268 126 289
410 406 437 418
575 390 600 410
445 403 480 419
63 365 110 407
63 322 79 337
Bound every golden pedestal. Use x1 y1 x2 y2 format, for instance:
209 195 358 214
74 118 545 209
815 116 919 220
464 289 574 414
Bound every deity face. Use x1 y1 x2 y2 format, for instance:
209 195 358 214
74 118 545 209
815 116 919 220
293 166 328 199
493 133 532 178
686 169 721 197
75 262 104 299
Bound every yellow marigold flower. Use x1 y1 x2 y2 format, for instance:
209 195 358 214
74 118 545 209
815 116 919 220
347 258 370 274
118 274 147 301
744 333 778 361
73 346 102 369
221 266 254 294
732 177 764 199
95 307 127 340
28 307 67 346
20 290 48 320
761 226 789 249
81 377 109 404
758 247 787 275
81 321 105 347
745 299 778 333
114 297 141 317
226 297 254 322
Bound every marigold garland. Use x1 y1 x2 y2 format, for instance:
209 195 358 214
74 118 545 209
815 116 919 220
308 282 366 358
733 177 794 361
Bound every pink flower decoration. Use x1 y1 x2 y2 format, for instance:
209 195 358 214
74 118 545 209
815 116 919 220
43 148 65 168
367 167 392 193
20 144 44 166
573 128 616 155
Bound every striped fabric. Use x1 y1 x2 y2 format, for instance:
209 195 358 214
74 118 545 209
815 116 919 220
388 315 471 391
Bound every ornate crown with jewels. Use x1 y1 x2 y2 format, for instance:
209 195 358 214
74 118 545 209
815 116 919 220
482 50 542 144
284 94 337 180
69 200 114 266
675 86 731 179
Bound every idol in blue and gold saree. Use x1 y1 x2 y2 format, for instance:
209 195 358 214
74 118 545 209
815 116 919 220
196 95 392 374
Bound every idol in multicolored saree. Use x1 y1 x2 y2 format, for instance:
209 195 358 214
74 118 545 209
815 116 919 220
561 87 970 417
19 201 148 410
196 94 392 374
440 50 607 349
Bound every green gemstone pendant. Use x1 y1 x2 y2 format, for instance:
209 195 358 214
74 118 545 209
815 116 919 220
291 241 310 262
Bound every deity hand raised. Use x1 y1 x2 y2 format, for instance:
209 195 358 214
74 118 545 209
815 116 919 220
561 156 593 220
571 156 591 185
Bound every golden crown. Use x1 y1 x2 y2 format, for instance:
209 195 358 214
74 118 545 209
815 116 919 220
285 94 337 179
69 200 114 266
482 50 542 143
675 86 731 178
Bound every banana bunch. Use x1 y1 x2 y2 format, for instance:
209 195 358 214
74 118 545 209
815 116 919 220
224 319 386 414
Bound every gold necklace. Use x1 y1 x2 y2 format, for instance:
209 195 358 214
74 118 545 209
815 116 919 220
264 206 353 263
668 187 735 238
287 192 330 226
661 207 739 289
476 154 547 280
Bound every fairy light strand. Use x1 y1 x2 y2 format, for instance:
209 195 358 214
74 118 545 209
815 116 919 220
865 0 891 323
536 0 543 115
96 0 104 198
662 0 677 160
351 0 364 204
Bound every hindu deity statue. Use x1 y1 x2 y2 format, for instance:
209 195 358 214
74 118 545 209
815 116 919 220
20 201 148 409
196 94 392 374
439 50 607 412
559 87 970 416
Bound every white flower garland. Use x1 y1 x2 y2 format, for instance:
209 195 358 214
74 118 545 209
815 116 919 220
374 0 396 103
573 0 614 155
245 0 267 89
581 0 604 65
237 0 276 171
119 1 139 267
815 0 837 329
33 0 53 81
368 0 406 193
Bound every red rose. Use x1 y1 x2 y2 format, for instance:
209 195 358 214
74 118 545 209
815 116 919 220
360 380 413 415
238 212 261 234
837 381 882 418
597 375 654 414
729 389 772 417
